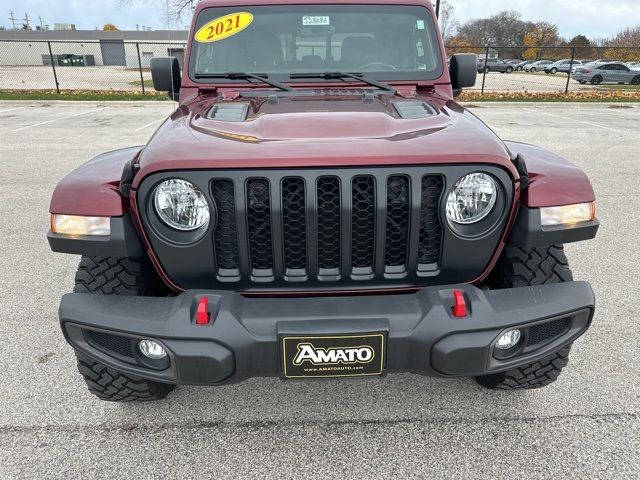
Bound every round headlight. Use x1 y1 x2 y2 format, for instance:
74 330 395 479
154 179 210 231
446 173 497 224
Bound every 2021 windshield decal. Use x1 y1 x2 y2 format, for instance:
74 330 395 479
194 12 253 43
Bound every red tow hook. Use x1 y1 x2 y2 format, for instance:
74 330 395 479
452 290 467 318
196 297 210 325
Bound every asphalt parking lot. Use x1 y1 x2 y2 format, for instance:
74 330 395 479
0 101 639 479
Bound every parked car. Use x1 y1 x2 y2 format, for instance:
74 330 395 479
477 58 514 73
572 62 640 85
48 0 599 402
544 59 583 74
524 60 553 72
514 60 533 71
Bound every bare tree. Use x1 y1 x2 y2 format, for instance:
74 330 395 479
122 0 196 28
438 0 458 41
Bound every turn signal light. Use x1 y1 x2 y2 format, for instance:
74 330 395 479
540 202 596 226
51 214 110 236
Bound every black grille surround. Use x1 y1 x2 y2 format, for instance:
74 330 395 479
137 166 514 292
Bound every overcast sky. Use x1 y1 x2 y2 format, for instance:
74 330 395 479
3 0 640 39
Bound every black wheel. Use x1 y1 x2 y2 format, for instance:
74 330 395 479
483 66 490 73
591 75 603 85
550 67 558 74
579 80 587 84
505 67 513 74
516 66 522 71
73 256 174 401
530 67 536 72
631 75 640 85
476 245 574 390
76 351 175 402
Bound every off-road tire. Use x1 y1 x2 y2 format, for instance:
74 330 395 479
476 245 574 390
475 344 572 390
76 351 175 401
74 255 164 296
73 256 174 401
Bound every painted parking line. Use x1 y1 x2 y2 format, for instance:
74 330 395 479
134 117 166 132
11 107 106 132
0 107 26 114
522 107 621 133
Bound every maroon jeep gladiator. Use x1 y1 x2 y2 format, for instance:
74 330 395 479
48 0 598 401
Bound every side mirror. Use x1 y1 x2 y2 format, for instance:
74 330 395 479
151 57 181 101
449 54 477 97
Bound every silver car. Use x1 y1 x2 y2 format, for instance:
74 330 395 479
524 60 553 72
572 62 640 85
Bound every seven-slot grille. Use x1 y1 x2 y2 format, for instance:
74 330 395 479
210 173 444 283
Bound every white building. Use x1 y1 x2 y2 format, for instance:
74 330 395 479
0 29 188 68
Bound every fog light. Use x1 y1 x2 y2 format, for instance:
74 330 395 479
495 329 521 350
138 339 167 359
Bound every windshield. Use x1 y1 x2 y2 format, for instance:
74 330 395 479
188 4 443 83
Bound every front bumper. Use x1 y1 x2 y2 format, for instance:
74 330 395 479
59 282 595 385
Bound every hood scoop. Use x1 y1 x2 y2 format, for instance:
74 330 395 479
206 103 249 122
394 101 438 119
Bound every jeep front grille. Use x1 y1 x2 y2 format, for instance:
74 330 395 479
207 171 443 284
138 166 513 291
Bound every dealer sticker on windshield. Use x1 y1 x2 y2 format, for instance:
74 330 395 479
195 12 254 43
302 16 330 26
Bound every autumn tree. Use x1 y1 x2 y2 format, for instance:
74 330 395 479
522 22 561 60
567 35 594 59
456 11 533 58
103 23 119 31
603 26 640 62
445 36 484 56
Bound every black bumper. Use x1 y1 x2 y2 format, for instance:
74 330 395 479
59 282 595 385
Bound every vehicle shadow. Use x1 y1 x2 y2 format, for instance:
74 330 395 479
110 373 538 425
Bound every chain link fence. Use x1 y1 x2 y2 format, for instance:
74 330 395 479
0 40 185 93
446 45 640 94
0 39 638 95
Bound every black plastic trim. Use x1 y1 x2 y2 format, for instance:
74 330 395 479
59 281 595 385
47 213 144 257
508 206 599 248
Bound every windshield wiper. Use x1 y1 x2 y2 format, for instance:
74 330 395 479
194 72 293 92
289 72 396 94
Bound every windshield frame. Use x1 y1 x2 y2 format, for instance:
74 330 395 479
186 3 444 86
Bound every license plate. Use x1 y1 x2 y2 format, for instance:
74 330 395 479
281 333 386 379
